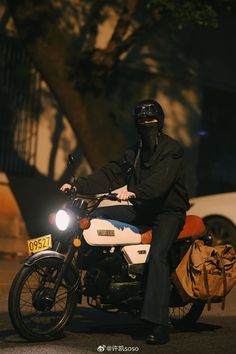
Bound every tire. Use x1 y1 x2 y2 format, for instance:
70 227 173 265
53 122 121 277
8 257 77 341
204 216 236 249
169 302 205 328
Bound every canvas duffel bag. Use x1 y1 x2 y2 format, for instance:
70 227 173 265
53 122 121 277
171 240 236 310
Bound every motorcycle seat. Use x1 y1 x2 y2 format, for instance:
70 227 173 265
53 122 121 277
140 215 206 244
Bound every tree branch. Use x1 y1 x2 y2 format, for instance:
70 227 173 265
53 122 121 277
79 0 107 52
91 0 140 68
115 18 155 58
105 0 139 54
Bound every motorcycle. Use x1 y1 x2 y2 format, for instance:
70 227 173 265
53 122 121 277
8 177 213 341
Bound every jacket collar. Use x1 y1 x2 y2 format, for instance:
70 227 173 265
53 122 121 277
134 134 167 168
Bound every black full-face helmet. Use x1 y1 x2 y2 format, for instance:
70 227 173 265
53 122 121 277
133 99 165 131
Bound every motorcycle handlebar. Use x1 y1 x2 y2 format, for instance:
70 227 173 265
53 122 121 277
64 188 135 208
64 190 136 213
96 193 135 202
105 193 118 201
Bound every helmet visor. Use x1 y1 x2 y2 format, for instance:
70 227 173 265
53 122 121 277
134 103 159 121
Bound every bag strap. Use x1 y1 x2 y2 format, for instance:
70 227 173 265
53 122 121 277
204 254 228 310
188 240 203 267
218 255 227 310
190 241 228 310
191 241 212 310
203 263 211 311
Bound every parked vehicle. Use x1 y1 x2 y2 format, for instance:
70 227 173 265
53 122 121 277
8 179 214 341
189 193 236 249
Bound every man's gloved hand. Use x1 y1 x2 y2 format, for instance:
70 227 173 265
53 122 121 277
60 183 72 192
116 190 136 201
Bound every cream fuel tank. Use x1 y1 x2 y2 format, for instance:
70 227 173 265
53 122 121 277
83 218 142 246
83 218 151 264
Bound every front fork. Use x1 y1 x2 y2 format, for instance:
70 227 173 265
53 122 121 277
51 226 84 297
52 243 78 296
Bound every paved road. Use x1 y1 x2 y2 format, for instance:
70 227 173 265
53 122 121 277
0 259 236 354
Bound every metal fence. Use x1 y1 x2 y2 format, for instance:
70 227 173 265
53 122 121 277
0 35 40 176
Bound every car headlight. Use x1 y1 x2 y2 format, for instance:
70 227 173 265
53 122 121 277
55 209 71 231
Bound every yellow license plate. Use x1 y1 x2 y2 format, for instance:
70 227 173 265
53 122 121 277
27 235 52 255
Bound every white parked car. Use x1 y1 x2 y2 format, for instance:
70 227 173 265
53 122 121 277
189 192 236 248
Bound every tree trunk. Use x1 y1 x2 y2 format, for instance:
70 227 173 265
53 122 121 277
8 0 125 169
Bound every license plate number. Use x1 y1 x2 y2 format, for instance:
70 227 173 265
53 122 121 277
27 235 52 255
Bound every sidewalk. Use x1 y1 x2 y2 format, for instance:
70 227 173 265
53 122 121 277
0 235 28 260
0 259 22 312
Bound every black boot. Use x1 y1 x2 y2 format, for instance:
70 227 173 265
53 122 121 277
146 324 169 345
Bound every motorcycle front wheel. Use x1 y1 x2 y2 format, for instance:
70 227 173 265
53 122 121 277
8 257 77 341
169 302 205 328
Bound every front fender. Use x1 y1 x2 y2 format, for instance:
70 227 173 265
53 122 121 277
24 250 65 266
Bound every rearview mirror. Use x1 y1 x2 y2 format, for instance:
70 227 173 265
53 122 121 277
68 154 75 166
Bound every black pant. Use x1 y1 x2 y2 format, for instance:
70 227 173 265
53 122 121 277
92 205 185 326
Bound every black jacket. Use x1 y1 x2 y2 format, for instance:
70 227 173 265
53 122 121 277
76 134 190 215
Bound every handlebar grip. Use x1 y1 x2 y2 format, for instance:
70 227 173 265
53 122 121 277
107 193 118 201
62 185 77 195
128 195 136 200
63 188 71 194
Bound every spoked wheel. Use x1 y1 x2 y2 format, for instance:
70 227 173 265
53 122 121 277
8 257 78 341
169 302 205 328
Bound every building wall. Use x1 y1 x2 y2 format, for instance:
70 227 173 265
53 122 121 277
0 80 90 256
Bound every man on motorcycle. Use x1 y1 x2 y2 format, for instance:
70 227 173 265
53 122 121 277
61 99 190 345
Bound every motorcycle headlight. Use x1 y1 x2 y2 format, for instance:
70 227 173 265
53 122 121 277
55 209 72 231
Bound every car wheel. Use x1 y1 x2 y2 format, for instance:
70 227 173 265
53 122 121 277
204 216 236 249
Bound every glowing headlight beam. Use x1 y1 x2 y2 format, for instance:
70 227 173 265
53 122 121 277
55 209 70 231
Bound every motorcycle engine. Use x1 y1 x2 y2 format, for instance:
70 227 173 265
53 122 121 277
84 251 144 305
84 252 127 296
